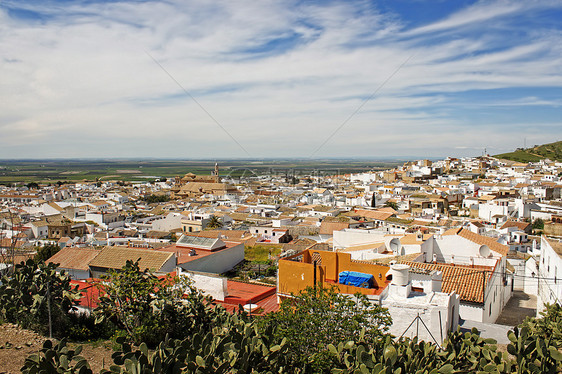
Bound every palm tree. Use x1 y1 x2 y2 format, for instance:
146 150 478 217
205 215 222 230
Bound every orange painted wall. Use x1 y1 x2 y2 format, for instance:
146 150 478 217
278 249 390 296
277 259 325 296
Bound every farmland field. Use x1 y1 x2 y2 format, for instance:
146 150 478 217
0 159 403 185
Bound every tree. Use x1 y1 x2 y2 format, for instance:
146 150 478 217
384 201 398 210
34 243 61 264
94 260 217 346
259 286 392 371
532 218 545 231
0 260 80 336
205 215 222 229
371 192 377 208
142 194 170 204
0 209 18 276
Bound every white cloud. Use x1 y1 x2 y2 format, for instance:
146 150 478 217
1 0 561 158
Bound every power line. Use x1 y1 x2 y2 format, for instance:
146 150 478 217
144 50 251 157
309 54 414 158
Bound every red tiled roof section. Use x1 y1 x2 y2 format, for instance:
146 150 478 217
71 280 102 310
457 229 509 256
47 247 101 271
319 221 350 235
214 281 278 315
223 280 276 305
401 261 493 304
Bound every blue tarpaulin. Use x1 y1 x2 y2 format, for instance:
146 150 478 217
338 271 375 288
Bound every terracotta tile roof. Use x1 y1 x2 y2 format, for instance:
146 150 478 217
71 280 101 310
399 234 424 245
377 207 399 214
0 238 27 249
89 246 174 272
340 242 385 252
401 261 494 304
353 209 394 221
372 252 422 264
47 247 101 271
158 245 214 264
215 281 278 315
443 227 462 236
319 221 350 235
500 221 531 231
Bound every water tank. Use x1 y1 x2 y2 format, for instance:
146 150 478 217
390 264 410 286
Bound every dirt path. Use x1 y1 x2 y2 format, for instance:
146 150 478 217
0 324 113 374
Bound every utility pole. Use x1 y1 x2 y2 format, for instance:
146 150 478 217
482 270 486 311
47 281 52 339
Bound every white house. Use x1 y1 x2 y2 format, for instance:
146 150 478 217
151 212 183 232
536 236 562 315
381 264 460 345
405 228 512 323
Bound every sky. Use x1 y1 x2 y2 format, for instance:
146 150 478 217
1 0 562 159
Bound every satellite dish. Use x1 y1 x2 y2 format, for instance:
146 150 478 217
479 245 491 258
389 238 402 254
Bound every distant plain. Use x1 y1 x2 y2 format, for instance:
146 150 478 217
0 159 403 184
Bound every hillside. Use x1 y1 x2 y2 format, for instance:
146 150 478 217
495 140 562 162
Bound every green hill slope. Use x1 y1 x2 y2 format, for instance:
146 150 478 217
495 140 562 162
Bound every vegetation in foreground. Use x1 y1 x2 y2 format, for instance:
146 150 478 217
2 260 562 373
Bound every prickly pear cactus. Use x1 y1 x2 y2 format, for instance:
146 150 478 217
21 339 92 374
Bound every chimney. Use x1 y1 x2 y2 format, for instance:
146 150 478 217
430 271 443 293
389 264 411 299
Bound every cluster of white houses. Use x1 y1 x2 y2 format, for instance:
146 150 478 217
1 155 562 342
